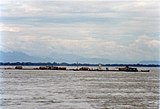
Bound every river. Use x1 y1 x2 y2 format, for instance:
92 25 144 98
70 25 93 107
0 67 159 109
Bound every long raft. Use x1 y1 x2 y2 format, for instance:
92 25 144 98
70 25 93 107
1 65 150 72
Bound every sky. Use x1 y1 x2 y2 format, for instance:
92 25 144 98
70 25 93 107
0 0 160 63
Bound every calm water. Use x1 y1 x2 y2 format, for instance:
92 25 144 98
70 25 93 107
0 67 159 109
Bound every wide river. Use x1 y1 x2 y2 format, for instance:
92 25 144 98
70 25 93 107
0 67 159 109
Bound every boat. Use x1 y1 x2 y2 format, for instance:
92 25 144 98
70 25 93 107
140 70 150 72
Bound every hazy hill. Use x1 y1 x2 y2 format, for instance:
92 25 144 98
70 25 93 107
139 60 160 65
1 51 159 64
0 51 112 64
0 51 43 62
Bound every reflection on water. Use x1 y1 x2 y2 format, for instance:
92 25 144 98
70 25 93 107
0 68 159 109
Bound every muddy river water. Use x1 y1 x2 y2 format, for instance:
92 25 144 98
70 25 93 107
0 68 159 109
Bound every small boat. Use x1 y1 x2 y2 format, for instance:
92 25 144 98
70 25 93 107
140 70 150 72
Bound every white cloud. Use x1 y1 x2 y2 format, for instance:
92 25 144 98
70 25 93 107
1 25 159 62
1 0 159 17
0 0 159 62
130 35 160 49
148 40 160 48
127 35 160 61
0 24 21 32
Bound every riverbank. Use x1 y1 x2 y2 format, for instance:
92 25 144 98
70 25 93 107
0 62 159 67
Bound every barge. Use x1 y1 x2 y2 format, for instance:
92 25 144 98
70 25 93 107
1 66 150 72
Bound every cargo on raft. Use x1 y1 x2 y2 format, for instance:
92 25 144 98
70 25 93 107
15 66 23 69
5 65 149 72
39 66 66 70
118 66 138 72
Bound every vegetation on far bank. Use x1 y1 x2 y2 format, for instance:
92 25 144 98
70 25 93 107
0 62 159 67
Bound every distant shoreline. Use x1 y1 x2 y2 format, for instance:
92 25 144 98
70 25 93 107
0 62 159 67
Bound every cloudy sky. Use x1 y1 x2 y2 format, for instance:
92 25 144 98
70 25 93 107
0 0 159 63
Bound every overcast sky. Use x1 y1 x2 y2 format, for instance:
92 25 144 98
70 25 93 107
0 0 159 63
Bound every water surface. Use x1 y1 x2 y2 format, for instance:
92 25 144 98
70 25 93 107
0 68 159 109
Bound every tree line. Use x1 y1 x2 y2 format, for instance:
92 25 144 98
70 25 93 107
0 62 159 67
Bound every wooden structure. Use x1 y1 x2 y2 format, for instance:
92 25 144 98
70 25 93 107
79 67 90 71
15 66 23 69
118 66 138 72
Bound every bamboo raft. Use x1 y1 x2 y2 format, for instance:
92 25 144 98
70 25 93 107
0 66 150 72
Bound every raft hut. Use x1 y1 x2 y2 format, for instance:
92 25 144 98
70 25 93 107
15 66 23 69
118 66 138 72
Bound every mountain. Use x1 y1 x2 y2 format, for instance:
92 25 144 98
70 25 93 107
139 60 160 65
0 51 113 64
1 51 159 64
0 51 44 62
48 52 113 64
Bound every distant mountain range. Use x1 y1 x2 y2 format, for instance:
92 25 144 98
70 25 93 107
0 51 43 62
0 51 113 64
139 61 160 65
0 51 159 64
